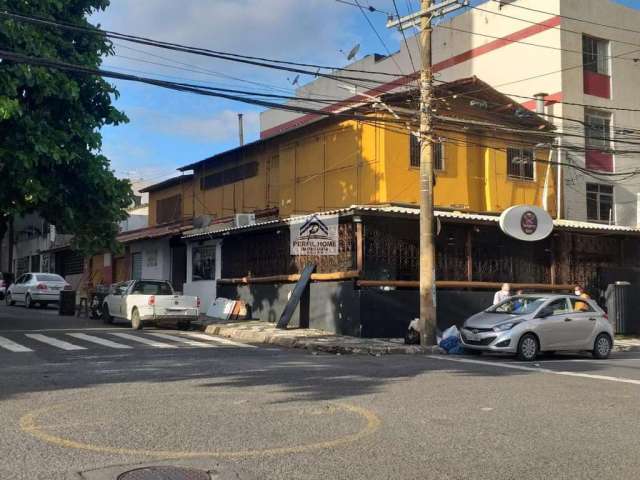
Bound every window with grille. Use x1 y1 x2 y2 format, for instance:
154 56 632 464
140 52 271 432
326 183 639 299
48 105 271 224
583 35 609 75
156 194 182 224
410 135 444 170
585 111 611 151
586 183 614 222
201 162 259 190
507 147 534 180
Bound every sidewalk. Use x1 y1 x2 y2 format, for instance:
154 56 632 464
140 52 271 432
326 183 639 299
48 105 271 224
614 336 640 352
201 320 430 355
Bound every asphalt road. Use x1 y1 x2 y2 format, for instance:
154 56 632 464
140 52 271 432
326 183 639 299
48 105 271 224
2 303 640 480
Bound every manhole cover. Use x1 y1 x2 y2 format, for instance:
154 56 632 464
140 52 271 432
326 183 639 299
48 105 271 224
118 466 210 480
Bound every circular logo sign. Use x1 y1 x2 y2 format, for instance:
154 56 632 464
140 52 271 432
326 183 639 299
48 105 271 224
520 211 538 235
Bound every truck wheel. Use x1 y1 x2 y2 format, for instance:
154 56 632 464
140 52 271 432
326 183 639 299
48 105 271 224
131 308 143 330
102 304 114 324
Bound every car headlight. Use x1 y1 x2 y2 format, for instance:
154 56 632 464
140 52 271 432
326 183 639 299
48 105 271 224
493 322 519 332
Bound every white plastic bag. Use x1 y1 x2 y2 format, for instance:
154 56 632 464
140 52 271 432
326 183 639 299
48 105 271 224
441 325 460 340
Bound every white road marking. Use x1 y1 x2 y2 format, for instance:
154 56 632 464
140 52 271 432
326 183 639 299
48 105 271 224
109 332 177 349
25 334 86 351
0 336 33 352
177 332 256 348
429 355 640 386
67 333 132 349
146 332 216 348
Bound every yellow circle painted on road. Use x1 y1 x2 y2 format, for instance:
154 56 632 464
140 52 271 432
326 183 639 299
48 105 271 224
19 399 381 459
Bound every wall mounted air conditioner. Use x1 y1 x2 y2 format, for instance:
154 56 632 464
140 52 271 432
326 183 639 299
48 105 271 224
234 213 256 228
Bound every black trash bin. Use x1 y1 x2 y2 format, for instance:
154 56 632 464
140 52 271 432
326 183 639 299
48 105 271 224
605 282 632 334
59 290 76 316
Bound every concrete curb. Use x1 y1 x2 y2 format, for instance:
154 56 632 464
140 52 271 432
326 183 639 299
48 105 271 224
203 323 440 355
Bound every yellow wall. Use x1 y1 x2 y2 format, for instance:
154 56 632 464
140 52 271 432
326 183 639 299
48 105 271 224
158 115 556 222
383 126 557 215
148 180 194 226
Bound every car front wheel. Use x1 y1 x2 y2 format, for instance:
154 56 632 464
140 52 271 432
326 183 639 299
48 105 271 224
517 333 539 361
102 304 114 324
5 293 14 306
593 333 612 359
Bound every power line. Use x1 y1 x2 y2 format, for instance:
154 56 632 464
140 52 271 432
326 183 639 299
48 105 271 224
471 3 640 56
0 10 404 79
490 0 640 37
334 0 392 16
352 0 406 75
392 0 418 75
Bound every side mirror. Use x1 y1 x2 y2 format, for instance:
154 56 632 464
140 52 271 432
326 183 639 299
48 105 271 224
537 308 552 319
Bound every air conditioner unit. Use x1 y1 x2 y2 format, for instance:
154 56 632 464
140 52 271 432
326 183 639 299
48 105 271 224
193 215 212 229
234 213 256 228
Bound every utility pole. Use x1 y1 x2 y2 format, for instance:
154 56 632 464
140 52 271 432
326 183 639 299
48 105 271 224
238 113 244 146
388 0 467 345
418 0 436 346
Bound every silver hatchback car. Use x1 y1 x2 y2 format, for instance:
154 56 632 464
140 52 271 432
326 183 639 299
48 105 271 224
460 294 614 361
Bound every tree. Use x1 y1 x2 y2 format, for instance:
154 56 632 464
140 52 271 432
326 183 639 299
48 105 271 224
0 0 132 256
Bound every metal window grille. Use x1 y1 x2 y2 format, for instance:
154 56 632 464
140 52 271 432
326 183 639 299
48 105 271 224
156 194 182 224
507 147 534 180
586 183 614 222
409 135 444 170
201 162 259 190
585 111 611 151
583 35 609 75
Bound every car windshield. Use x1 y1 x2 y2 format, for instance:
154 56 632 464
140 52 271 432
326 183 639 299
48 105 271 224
487 296 547 315
35 274 64 282
131 281 173 295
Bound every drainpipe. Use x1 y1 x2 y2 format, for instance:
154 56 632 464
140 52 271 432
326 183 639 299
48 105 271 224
533 92 548 115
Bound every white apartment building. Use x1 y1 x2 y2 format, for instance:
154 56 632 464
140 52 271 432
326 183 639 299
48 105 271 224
261 0 640 226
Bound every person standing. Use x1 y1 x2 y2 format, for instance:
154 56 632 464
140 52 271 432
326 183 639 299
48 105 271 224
493 283 511 305
574 285 591 311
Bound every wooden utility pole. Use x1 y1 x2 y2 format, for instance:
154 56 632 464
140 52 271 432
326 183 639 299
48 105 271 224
418 0 436 345
386 0 468 345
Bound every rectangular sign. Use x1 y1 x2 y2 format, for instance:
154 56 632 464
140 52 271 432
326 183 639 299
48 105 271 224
290 214 339 256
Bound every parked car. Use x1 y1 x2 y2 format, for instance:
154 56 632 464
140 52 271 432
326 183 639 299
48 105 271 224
102 279 199 330
0 272 14 300
460 294 614 361
5 273 71 308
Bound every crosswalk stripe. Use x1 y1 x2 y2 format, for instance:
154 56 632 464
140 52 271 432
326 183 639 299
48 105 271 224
109 332 177 348
177 332 256 348
0 335 33 352
25 334 86 351
67 333 132 349
146 332 216 348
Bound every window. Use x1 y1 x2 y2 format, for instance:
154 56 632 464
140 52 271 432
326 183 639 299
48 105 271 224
131 281 173 295
201 162 259 190
570 298 594 312
583 35 609 75
586 183 614 222
507 147 534 180
585 111 611 151
156 194 182 224
545 299 571 316
35 274 64 282
192 245 216 281
410 135 444 170
131 252 142 280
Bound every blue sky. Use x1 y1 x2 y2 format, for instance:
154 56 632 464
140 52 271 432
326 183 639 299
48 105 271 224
92 0 640 186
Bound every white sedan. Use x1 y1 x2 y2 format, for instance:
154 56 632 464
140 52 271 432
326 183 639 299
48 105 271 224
5 273 71 308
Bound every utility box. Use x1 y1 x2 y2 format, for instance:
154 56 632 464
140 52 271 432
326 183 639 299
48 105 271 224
58 290 76 316
605 282 633 334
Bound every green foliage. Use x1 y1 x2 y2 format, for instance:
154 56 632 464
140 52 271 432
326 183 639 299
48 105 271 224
0 0 132 255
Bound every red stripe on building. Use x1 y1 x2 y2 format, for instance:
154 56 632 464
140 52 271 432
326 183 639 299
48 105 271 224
260 15 562 139
520 92 564 111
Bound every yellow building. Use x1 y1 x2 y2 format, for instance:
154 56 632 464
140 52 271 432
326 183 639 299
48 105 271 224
174 77 556 223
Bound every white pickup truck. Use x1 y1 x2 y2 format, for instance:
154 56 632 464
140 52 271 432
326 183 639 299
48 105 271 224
102 280 200 330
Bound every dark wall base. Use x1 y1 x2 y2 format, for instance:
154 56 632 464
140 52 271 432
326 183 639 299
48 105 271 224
218 283 495 338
